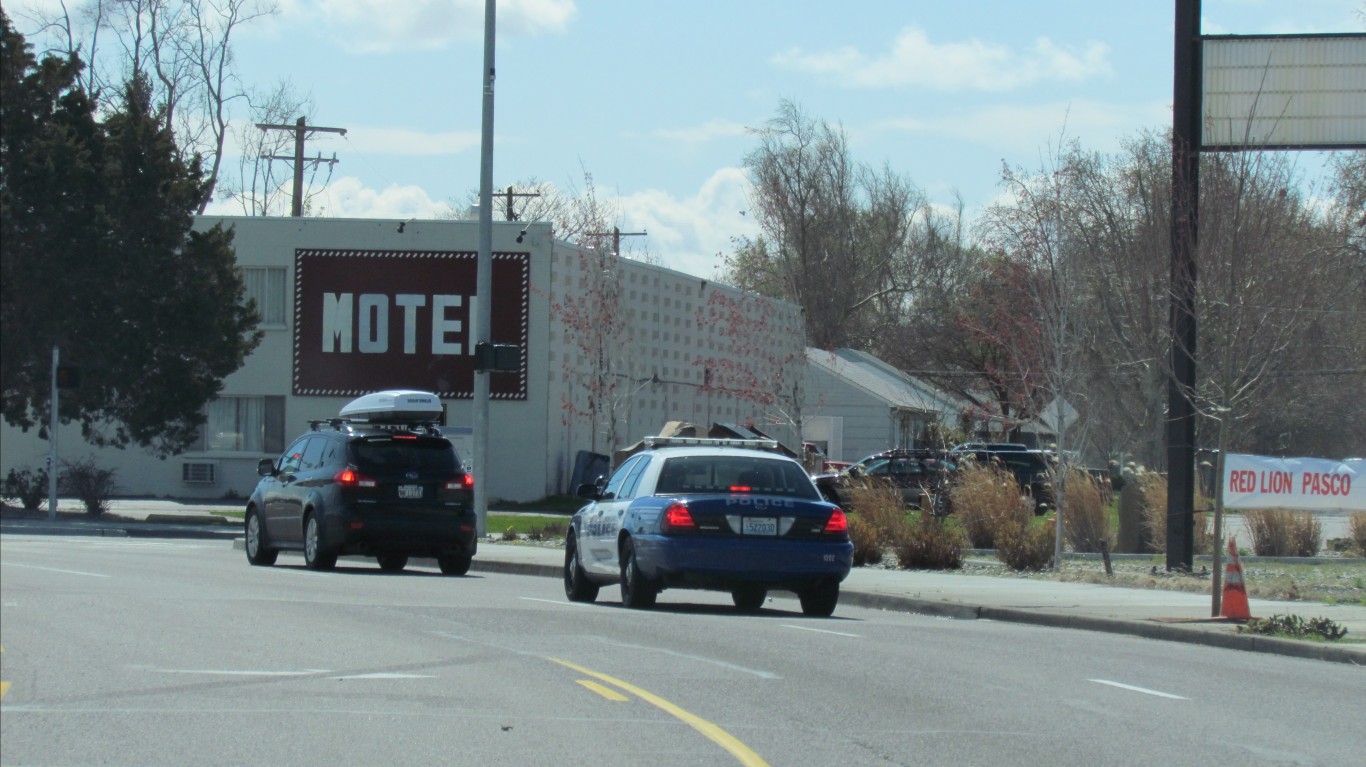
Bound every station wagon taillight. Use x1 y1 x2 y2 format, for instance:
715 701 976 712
661 501 696 533
445 474 474 492
822 508 849 536
335 468 378 488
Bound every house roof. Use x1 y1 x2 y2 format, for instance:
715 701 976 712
806 348 969 415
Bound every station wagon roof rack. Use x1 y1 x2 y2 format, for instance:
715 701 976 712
643 436 780 451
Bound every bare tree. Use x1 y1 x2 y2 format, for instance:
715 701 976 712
21 0 279 212
215 80 319 216
727 99 929 350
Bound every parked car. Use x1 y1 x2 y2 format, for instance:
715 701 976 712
812 449 956 515
949 446 1057 514
244 390 477 574
564 436 853 616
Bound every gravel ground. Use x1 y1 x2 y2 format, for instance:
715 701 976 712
878 553 1366 605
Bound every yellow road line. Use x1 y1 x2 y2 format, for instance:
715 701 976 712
576 679 630 701
1 645 8 700
550 657 770 767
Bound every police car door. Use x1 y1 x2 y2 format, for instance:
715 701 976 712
583 454 650 577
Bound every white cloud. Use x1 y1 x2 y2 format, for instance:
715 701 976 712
872 99 1171 153
299 0 575 53
616 167 760 280
306 176 447 218
651 119 751 144
771 27 1113 91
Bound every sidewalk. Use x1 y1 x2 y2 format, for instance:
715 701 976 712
3 500 1363 665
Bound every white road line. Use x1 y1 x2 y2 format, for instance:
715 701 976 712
1089 679 1189 700
153 669 331 676
0 562 111 578
333 673 437 680
519 597 592 607
780 624 861 638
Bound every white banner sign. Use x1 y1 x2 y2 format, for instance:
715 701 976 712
1223 454 1364 511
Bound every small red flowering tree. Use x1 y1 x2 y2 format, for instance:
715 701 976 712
692 286 805 447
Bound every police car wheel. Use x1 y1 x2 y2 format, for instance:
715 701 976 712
798 582 839 617
619 539 657 609
731 586 767 613
564 534 599 603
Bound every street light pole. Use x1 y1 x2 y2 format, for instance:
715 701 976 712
472 0 496 536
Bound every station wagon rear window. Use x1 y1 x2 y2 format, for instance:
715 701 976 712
351 439 457 474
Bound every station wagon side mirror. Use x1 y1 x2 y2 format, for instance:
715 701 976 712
257 458 276 477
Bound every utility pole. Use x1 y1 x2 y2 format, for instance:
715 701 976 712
585 226 648 257
256 117 347 216
502 186 540 221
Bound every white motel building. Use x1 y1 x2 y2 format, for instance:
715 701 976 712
0 217 806 503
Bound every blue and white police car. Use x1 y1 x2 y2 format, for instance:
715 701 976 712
564 436 854 616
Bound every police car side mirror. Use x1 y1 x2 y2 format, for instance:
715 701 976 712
257 458 277 477
576 483 601 500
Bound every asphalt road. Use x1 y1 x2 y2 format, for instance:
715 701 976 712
2 535 1362 766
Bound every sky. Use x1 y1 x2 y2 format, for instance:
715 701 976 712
13 0 1366 278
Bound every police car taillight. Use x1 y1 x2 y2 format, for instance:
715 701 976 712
822 508 848 536
661 502 696 533
335 468 378 488
445 474 474 492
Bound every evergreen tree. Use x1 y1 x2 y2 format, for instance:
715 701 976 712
1 11 261 455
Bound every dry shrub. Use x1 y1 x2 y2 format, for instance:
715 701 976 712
948 461 1021 549
844 478 906 566
1137 471 1168 553
995 514 1056 571
1062 470 1109 553
892 512 965 570
1244 508 1321 557
1352 512 1366 556
848 516 884 566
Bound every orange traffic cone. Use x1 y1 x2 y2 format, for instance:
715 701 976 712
1221 536 1253 620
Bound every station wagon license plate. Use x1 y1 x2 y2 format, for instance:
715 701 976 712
398 484 423 499
742 517 777 536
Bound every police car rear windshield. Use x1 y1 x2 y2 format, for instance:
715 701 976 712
655 456 819 499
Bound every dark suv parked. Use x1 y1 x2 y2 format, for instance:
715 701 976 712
950 446 1057 514
244 419 476 574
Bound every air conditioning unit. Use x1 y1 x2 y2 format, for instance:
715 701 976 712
182 461 218 484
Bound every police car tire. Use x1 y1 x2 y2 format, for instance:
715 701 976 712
799 582 839 617
731 586 767 613
244 509 278 566
619 539 657 609
303 514 337 571
564 534 600 603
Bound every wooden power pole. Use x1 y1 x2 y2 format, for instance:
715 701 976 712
256 117 347 216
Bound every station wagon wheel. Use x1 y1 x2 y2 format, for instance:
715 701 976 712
376 555 408 572
303 514 337 571
563 533 600 603
798 581 840 617
244 508 277 566
619 538 657 609
731 586 767 613
438 553 472 576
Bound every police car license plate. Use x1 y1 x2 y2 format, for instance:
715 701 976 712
742 517 777 536
398 484 423 499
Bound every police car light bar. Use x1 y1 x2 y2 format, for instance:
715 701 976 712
644 436 779 450
338 390 443 423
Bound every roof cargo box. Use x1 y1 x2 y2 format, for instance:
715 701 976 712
339 390 442 423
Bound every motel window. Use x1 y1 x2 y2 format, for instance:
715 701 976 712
194 396 285 454
242 267 287 326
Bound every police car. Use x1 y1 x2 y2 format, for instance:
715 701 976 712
563 437 853 616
